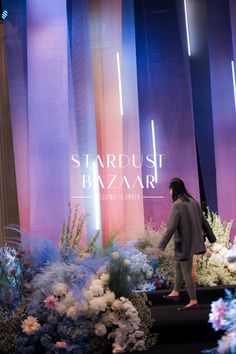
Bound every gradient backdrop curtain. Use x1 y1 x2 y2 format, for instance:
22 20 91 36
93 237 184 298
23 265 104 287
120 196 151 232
1 0 236 246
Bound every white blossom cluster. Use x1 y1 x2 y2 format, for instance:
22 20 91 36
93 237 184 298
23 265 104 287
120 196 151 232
208 294 236 353
194 212 236 286
81 267 146 353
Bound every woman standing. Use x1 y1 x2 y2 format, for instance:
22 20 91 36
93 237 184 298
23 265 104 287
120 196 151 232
158 178 216 309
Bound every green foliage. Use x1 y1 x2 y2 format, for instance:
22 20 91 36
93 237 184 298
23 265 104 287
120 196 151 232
108 254 132 298
59 205 86 251
84 231 99 256
59 206 100 259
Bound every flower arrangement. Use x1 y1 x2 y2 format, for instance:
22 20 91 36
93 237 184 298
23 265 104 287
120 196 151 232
194 211 236 287
82 264 147 353
204 247 236 354
136 221 175 286
0 210 157 354
59 207 99 263
108 250 134 297
136 212 236 288
17 258 97 353
207 288 236 354
18 254 155 353
108 240 168 291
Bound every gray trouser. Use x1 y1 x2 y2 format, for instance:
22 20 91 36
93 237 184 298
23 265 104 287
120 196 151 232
174 256 197 300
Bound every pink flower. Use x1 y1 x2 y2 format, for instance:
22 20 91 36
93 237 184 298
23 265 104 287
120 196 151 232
209 298 227 331
44 295 57 309
55 341 68 349
16 250 27 258
22 261 30 269
9 268 16 275
217 329 236 354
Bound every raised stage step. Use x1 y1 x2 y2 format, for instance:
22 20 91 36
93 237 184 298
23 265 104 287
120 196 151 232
146 284 236 306
133 285 236 353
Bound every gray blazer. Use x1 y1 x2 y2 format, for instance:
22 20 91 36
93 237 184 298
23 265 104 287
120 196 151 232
158 198 216 260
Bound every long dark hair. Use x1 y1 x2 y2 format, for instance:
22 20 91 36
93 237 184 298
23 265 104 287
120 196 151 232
169 178 193 202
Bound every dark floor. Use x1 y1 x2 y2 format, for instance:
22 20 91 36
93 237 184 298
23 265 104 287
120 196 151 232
132 285 235 354
135 341 217 354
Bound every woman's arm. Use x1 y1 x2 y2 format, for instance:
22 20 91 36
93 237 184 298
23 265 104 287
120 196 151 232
202 216 216 243
158 202 181 251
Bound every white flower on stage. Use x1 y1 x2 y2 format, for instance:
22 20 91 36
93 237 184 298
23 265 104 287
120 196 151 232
123 259 131 266
112 343 125 353
133 340 145 351
90 279 104 297
111 299 123 311
89 296 107 314
83 289 94 301
96 265 108 276
103 290 116 305
77 300 89 313
217 329 236 354
94 322 107 337
100 272 110 285
56 302 67 316
102 312 119 326
209 298 228 331
227 262 236 272
52 282 68 297
211 243 224 253
134 330 145 338
66 305 80 321
63 291 76 307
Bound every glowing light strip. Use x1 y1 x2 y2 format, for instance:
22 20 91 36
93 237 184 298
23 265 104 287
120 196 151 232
116 51 123 116
184 0 191 56
231 60 236 110
71 195 165 199
1 10 8 20
151 120 158 183
92 161 101 230
71 196 93 199
143 196 164 199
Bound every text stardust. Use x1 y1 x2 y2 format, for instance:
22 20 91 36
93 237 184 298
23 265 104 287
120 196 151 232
71 153 164 169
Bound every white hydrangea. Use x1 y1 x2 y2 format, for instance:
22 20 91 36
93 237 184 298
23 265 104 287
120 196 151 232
194 212 236 287
89 296 107 314
52 282 68 297
94 322 107 337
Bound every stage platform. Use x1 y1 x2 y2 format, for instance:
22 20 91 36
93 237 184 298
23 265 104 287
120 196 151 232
132 285 236 354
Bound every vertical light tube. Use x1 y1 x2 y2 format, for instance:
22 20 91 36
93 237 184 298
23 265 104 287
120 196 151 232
231 60 236 110
2 10 8 20
151 120 158 183
116 51 124 116
184 0 191 56
92 161 101 230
